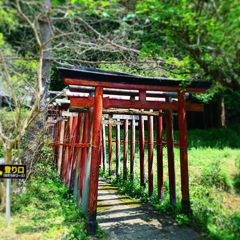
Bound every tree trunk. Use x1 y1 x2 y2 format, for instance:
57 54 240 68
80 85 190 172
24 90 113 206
3 144 12 223
221 96 226 128
4 144 12 164
21 0 52 168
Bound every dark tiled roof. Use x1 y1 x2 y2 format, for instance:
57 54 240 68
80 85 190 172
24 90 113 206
58 67 212 89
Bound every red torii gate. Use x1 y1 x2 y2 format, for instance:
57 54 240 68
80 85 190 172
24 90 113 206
51 67 211 233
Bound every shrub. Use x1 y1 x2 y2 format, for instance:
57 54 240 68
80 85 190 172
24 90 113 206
200 162 232 191
233 154 240 194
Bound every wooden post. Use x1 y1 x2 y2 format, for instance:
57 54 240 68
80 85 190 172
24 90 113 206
116 119 121 176
102 122 107 172
130 116 135 179
88 87 103 234
178 90 190 212
81 89 96 210
73 113 84 200
139 115 145 186
148 115 154 196
166 98 176 206
57 120 65 174
156 111 164 200
6 178 11 225
81 111 93 212
79 113 89 201
70 114 83 190
62 117 72 183
54 121 60 166
108 119 113 175
139 90 146 186
67 116 79 187
123 119 128 179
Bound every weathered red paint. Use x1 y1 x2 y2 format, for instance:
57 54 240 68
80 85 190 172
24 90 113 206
79 112 90 200
116 121 120 176
103 98 199 111
57 120 65 174
67 116 79 187
123 119 128 180
69 114 83 189
53 121 60 166
61 118 71 183
70 96 204 112
69 96 94 107
178 90 190 212
156 112 164 200
71 113 83 191
165 102 176 206
139 90 146 101
51 142 90 148
88 87 103 232
54 121 59 165
139 115 145 186
130 117 135 179
148 115 154 196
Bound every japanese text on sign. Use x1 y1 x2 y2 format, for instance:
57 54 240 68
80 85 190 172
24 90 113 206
0 165 26 179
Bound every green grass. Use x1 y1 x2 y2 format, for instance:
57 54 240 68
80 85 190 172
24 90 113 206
0 147 90 240
101 125 240 240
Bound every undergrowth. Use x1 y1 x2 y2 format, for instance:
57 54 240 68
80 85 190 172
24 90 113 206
0 145 90 240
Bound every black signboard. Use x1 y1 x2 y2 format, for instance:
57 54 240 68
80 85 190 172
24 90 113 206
0 165 26 179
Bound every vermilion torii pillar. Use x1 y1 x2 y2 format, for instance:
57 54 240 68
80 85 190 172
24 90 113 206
156 111 164 200
130 117 136 179
166 98 176 206
87 87 103 233
178 90 190 212
148 115 154 196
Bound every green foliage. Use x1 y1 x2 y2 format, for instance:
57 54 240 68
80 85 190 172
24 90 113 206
176 214 190 226
110 177 148 201
135 0 240 79
1 146 88 239
0 109 30 139
132 0 240 117
233 154 240 194
0 1 17 31
70 0 119 18
224 89 240 123
187 126 240 149
200 161 232 191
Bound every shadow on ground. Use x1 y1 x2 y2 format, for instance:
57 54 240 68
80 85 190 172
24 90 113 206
97 179 199 240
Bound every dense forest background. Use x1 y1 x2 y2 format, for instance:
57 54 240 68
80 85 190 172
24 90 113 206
1 0 239 128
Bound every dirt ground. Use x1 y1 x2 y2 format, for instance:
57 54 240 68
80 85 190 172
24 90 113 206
97 178 200 240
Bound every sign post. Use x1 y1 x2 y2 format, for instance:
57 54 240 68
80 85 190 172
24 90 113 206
0 164 26 225
6 178 11 225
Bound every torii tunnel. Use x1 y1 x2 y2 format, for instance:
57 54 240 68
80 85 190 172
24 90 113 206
48 67 211 233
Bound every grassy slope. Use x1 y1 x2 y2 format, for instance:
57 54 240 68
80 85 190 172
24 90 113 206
0 152 89 240
102 125 240 240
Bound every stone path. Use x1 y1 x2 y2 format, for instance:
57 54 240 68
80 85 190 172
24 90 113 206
97 178 199 240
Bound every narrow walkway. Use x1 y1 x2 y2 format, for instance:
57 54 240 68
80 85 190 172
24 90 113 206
97 178 199 240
